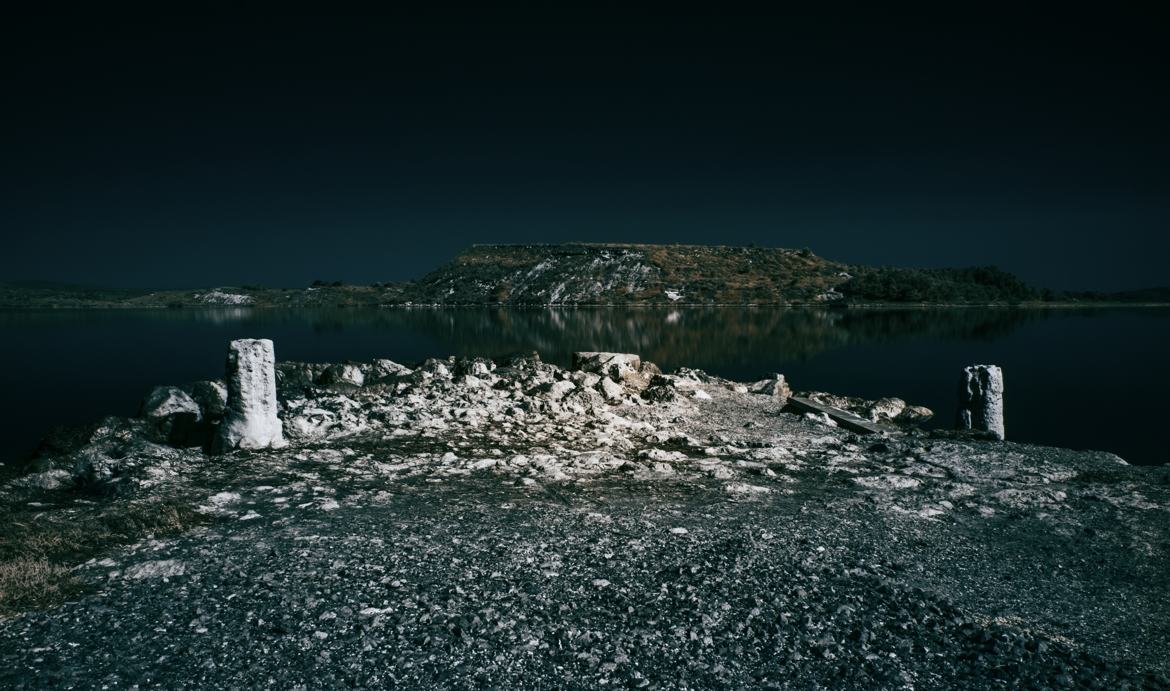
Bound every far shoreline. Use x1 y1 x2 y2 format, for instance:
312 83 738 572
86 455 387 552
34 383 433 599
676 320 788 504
2 301 1169 311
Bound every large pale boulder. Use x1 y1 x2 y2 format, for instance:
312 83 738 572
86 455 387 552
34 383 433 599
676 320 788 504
597 377 625 402
899 405 934 424
213 339 285 452
957 364 1004 440
748 374 791 404
541 380 577 401
139 386 203 447
140 386 201 421
454 357 494 379
318 363 365 389
182 380 228 421
572 352 641 379
572 352 658 390
867 397 906 422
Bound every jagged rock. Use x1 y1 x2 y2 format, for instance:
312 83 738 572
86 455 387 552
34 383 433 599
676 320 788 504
573 352 642 380
597 377 625 402
73 446 119 485
139 386 204 447
572 352 661 390
867 397 906 422
364 358 413 383
492 352 555 384
570 371 601 388
283 396 367 441
900 405 934 424
641 384 679 403
495 351 542 368
140 386 201 421
277 359 411 396
457 374 488 389
540 380 577 401
63 416 177 487
455 357 495 378
957 365 1004 440
749 374 791 403
213 339 285 452
798 390 932 427
804 411 837 427
560 387 605 414
318 363 365 389
275 362 328 398
417 358 453 380
87 415 150 447
675 367 717 383
182 380 228 421
31 422 102 459
9 468 73 490
801 391 862 411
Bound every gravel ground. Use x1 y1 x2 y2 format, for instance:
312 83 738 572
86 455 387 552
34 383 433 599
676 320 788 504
1 352 1167 689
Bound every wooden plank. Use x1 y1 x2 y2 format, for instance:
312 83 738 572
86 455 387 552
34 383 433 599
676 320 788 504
786 396 896 435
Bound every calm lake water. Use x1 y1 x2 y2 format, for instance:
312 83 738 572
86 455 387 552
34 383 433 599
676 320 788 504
1 307 1167 466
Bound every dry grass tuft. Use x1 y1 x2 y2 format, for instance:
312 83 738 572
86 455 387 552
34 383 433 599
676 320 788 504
0 559 83 616
0 498 209 617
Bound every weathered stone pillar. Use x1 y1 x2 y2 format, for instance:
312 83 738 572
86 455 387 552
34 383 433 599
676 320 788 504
213 338 285 452
957 364 1004 440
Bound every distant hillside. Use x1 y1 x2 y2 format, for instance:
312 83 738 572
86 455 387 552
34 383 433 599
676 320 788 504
2 245 1166 308
405 244 850 305
0 282 410 310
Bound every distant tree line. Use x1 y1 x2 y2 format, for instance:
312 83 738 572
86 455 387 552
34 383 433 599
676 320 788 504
842 267 1170 304
840 266 1040 304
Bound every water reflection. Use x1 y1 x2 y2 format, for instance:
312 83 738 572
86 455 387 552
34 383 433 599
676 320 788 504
0 306 1166 465
237 306 1050 370
0 306 1123 371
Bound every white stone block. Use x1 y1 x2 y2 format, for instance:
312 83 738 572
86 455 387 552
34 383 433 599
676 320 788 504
214 338 285 451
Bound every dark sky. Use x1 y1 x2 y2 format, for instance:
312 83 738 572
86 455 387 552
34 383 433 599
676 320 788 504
2 7 1166 291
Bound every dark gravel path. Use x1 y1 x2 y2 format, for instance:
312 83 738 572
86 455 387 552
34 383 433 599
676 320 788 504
2 477 1166 689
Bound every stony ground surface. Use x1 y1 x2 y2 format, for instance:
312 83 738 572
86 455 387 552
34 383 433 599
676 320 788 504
2 352 1168 689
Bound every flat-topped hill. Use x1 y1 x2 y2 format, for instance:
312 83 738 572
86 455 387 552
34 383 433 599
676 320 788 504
408 243 850 305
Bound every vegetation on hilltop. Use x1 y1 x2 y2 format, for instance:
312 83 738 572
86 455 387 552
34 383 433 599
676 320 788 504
840 266 1040 304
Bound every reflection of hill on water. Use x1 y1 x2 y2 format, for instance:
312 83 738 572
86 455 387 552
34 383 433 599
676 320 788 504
834 308 1045 344
293 307 1049 370
0 306 1055 372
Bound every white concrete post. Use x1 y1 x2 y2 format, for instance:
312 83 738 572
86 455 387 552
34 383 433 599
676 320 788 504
957 364 1004 440
214 338 285 451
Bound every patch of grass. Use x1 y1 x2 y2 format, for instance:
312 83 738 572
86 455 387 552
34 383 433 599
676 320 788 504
0 498 210 617
0 559 84 616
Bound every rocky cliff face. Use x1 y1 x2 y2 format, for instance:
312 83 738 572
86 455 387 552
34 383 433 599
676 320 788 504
405 244 850 305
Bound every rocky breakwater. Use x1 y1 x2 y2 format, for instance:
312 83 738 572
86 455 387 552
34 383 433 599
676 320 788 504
2 347 1168 688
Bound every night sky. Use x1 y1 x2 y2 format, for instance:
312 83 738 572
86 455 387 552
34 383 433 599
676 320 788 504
3 8 1166 291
